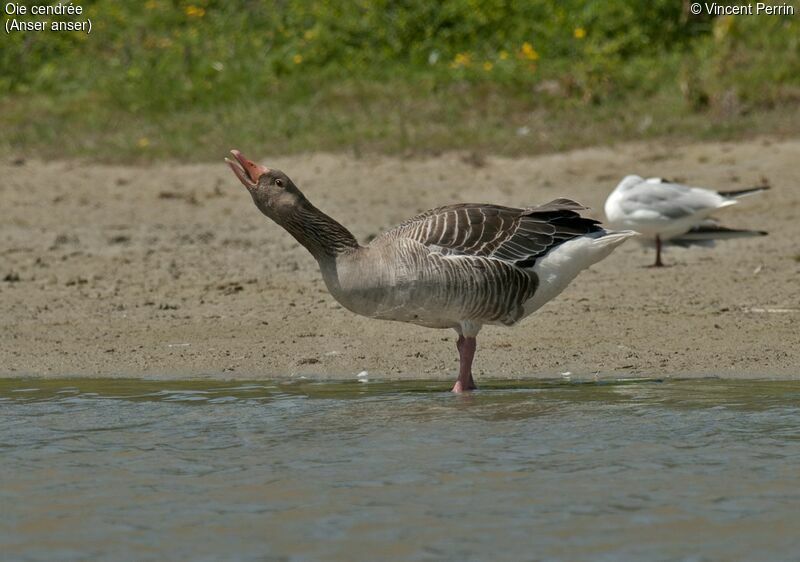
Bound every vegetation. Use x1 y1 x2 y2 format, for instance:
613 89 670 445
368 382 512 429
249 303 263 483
1 0 798 161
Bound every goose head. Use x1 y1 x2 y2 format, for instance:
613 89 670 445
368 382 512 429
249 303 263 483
225 149 304 219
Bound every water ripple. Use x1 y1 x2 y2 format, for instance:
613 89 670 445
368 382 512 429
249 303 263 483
1 377 800 561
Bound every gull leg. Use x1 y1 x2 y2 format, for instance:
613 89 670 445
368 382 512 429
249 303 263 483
653 235 664 267
452 336 478 393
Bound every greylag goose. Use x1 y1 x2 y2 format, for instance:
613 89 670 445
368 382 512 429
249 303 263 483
226 150 635 392
604 176 768 267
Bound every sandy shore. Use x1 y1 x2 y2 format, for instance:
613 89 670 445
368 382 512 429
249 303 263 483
1 138 798 381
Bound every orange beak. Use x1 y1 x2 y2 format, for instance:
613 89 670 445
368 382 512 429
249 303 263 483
225 150 270 190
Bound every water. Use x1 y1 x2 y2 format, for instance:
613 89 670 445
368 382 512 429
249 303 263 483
2 378 800 562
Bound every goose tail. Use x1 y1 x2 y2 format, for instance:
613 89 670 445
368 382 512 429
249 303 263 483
594 229 639 249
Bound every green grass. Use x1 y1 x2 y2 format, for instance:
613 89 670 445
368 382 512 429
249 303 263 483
3 78 800 164
1 1 798 162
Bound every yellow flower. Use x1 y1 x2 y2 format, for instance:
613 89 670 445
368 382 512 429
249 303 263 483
137 137 150 148
184 5 205 18
450 52 472 68
293 54 303 64
145 0 157 10
303 29 317 41
574 27 586 39
483 61 493 72
520 42 539 61
499 50 509 60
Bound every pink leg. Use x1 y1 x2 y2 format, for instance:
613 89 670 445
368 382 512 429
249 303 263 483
451 336 478 393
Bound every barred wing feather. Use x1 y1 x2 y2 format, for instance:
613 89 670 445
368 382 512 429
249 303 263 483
377 199 602 268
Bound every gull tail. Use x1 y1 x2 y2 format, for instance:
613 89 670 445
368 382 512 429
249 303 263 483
718 185 770 199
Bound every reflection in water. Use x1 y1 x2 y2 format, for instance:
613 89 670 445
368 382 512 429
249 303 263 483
1 378 799 561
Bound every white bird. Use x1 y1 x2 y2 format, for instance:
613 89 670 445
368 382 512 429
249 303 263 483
226 150 636 392
604 175 768 267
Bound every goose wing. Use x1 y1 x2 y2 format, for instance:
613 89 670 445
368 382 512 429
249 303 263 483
377 199 602 268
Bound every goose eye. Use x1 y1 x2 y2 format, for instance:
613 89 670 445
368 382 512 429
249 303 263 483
274 178 284 187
